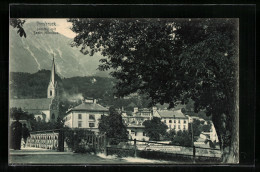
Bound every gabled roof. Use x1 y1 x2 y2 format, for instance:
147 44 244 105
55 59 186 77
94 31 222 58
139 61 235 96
68 102 109 112
157 109 187 119
10 98 53 110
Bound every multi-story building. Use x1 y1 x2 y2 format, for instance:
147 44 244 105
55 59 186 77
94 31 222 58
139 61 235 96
153 108 189 132
63 98 109 133
122 107 153 125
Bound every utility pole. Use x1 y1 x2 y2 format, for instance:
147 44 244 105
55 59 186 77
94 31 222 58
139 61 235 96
191 122 195 163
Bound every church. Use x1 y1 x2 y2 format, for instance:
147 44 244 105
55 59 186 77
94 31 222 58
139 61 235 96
9 58 59 122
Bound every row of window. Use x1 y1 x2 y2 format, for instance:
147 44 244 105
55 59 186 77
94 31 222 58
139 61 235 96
164 119 187 124
168 125 186 130
78 114 95 120
78 121 95 128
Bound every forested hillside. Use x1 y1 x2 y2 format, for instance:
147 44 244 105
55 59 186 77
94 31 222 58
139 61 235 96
9 70 151 111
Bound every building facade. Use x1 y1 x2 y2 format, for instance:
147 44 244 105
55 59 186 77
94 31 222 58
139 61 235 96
63 98 109 133
153 109 189 132
127 124 149 141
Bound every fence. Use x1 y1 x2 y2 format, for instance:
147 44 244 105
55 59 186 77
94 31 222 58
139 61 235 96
106 138 222 162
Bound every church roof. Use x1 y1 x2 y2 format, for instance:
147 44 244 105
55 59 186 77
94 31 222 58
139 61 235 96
157 109 187 119
9 98 53 110
68 102 109 113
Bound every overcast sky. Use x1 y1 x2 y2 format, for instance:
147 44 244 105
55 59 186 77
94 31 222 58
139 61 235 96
26 18 76 38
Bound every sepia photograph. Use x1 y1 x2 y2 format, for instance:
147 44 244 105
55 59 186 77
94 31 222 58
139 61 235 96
9 17 239 165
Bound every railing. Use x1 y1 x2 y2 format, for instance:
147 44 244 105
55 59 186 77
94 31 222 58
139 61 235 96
27 129 63 151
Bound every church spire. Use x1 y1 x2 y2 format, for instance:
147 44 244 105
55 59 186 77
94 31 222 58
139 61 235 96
50 55 55 84
47 54 57 99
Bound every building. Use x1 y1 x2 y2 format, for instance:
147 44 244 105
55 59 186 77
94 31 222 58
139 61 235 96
63 98 109 133
127 124 149 141
122 107 153 126
9 58 59 122
153 109 189 131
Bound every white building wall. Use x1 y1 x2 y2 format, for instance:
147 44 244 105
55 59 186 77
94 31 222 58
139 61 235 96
64 111 107 131
127 128 149 141
162 118 189 131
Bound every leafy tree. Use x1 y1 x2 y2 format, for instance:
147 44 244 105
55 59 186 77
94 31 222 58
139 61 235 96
202 123 212 132
10 18 26 37
98 107 128 145
143 117 168 141
192 119 203 137
164 129 176 141
69 18 239 162
171 130 192 147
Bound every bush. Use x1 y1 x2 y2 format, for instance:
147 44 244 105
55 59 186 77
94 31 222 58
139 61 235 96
63 128 95 152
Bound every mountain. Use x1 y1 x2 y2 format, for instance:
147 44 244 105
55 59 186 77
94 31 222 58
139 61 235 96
10 21 110 78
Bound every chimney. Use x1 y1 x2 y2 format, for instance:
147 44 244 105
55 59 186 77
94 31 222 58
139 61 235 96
134 107 138 113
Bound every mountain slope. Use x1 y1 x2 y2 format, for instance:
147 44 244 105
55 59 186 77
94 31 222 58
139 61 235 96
10 21 108 78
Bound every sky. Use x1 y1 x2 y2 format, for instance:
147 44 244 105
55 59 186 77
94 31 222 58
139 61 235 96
26 18 76 38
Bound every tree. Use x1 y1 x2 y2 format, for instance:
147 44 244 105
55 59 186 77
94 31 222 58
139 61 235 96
98 107 128 145
171 130 192 147
69 18 239 162
192 119 203 137
10 18 26 37
143 117 168 141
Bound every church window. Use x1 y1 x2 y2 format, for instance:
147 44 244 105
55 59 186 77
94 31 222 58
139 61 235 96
50 90 52 96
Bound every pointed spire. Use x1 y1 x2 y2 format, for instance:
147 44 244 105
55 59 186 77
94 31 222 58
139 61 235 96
50 54 55 84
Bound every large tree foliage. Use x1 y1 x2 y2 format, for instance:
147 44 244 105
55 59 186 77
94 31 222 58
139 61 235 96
98 107 128 145
69 18 239 162
171 130 192 147
143 117 168 141
10 18 26 38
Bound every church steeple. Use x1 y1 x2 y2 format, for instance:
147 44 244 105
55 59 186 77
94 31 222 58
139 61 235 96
50 57 55 84
47 55 57 99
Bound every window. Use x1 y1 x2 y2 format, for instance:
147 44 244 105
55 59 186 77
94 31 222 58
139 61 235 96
50 90 52 96
178 125 180 129
178 120 180 123
174 120 176 123
89 114 95 120
89 123 95 128
135 132 137 136
78 114 82 119
169 120 172 123
164 120 166 123
183 125 186 130
78 121 82 128
174 125 176 129
184 120 186 124
143 132 145 136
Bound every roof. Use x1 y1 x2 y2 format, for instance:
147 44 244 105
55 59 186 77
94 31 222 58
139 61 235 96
9 98 53 110
157 109 187 119
69 102 109 112
127 124 145 128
